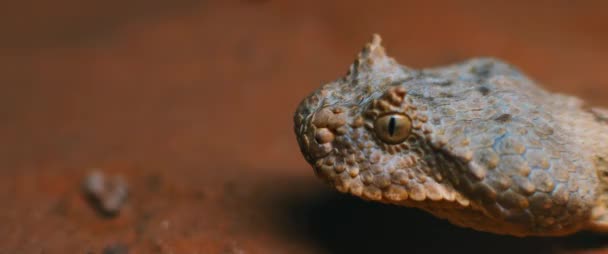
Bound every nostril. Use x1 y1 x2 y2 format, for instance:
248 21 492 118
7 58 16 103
315 128 335 144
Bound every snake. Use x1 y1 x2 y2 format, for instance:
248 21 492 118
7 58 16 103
293 34 608 236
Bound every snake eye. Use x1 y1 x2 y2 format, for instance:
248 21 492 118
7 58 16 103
374 113 411 144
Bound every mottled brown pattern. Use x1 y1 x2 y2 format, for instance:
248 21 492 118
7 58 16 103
294 35 608 236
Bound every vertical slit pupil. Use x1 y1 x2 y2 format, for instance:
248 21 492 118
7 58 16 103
388 116 396 136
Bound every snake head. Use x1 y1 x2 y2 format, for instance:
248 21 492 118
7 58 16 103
295 35 604 237
293 35 470 208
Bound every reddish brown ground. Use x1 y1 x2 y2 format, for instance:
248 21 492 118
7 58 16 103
2 1 608 253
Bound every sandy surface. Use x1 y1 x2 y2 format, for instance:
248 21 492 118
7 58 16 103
2 1 608 253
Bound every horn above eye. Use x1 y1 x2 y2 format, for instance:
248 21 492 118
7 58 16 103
373 113 411 144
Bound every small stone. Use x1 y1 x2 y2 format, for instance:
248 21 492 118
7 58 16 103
83 169 129 217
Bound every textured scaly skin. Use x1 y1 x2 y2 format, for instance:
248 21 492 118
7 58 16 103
293 34 608 236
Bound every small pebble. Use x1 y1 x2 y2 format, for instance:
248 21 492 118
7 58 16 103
83 169 129 217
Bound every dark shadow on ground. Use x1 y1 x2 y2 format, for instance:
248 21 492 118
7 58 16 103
271 182 608 254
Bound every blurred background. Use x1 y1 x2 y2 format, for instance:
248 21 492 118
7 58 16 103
2 0 608 253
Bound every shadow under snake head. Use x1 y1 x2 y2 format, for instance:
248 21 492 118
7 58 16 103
294 34 608 237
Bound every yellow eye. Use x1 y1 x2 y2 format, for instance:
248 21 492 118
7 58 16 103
374 113 411 144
